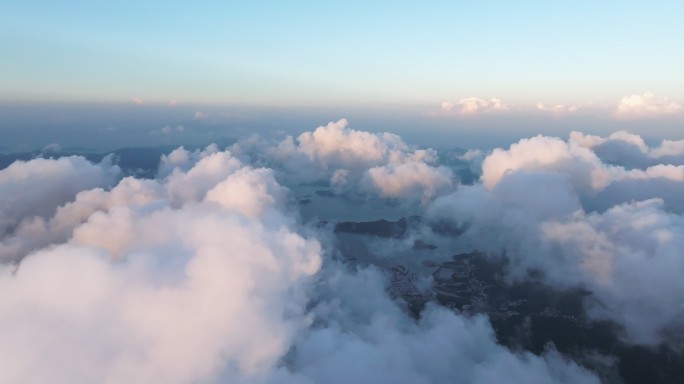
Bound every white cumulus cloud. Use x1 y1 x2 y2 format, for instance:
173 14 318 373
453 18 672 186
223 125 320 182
570 130 684 168
536 103 579 114
615 92 682 118
430 131 684 346
441 97 512 115
0 143 599 384
259 119 454 203
0 156 120 241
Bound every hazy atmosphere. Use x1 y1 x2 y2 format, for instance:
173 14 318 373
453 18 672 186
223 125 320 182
1 2 683 384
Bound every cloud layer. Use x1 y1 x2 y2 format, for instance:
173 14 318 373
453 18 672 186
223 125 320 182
438 92 682 119
615 92 682 118
0 148 326 383
4 120 684 382
244 119 454 203
441 97 512 115
430 131 684 346
0 138 598 383
0 156 120 242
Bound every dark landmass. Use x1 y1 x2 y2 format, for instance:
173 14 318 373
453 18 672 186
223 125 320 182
314 190 336 197
334 216 421 238
428 219 467 237
387 265 427 318
333 216 466 241
412 240 437 250
299 180 330 188
387 252 684 384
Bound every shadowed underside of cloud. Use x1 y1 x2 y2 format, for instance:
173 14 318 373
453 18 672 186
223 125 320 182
430 130 684 346
0 155 120 238
0 138 597 383
570 130 684 168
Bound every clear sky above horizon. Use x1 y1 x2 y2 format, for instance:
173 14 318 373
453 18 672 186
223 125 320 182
2 1 683 107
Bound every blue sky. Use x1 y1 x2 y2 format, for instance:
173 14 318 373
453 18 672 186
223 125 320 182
2 1 683 107
1 1 683 152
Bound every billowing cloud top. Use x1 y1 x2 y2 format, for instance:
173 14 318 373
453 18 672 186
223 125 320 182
259 119 453 203
431 129 684 346
0 156 120 238
0 146 324 383
570 130 684 168
0 135 600 383
3 120 684 382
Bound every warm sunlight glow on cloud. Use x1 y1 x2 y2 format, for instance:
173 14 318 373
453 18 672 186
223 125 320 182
615 92 682 118
2 1 684 380
536 103 579 114
441 97 512 115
